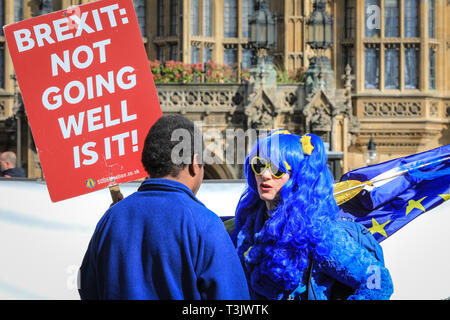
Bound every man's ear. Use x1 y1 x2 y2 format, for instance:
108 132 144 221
189 153 202 177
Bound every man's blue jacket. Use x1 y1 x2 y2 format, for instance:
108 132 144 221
78 179 250 300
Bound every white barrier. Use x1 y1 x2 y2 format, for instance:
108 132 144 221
0 179 448 299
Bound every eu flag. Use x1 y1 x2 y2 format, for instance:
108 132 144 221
338 145 450 242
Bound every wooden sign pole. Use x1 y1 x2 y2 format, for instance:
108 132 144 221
109 184 122 205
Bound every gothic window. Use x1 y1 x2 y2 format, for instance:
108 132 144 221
203 0 213 37
191 0 199 36
191 45 200 64
365 46 380 89
384 0 399 37
170 44 178 61
345 0 355 39
133 0 146 37
157 46 165 62
242 0 255 38
204 47 213 63
224 47 238 78
384 46 399 89
429 48 436 90
224 47 238 67
365 0 380 38
157 0 165 37
0 0 3 36
361 0 431 91
242 48 254 71
14 0 23 23
428 0 435 38
224 0 238 38
404 0 419 38
170 0 179 36
40 0 53 15
404 45 419 89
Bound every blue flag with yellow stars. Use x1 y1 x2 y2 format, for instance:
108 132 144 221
338 145 450 242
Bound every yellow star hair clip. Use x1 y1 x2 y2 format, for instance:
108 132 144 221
270 129 291 136
283 161 292 172
300 135 314 155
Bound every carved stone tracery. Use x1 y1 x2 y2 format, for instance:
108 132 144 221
245 90 278 129
363 101 423 117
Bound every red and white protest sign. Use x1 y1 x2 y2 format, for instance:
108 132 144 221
4 0 162 202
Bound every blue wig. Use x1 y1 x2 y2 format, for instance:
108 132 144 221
234 132 339 295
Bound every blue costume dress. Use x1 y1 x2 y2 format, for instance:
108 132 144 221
235 207 394 300
79 179 250 300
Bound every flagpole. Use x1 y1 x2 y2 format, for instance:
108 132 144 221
333 155 450 198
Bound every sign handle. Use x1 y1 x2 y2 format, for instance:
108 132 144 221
109 184 122 205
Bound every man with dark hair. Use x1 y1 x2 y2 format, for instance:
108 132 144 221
141 114 204 186
0 151 26 178
78 115 249 300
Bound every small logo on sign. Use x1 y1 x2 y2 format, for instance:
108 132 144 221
86 179 96 188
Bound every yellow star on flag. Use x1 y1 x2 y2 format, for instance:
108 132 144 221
405 196 427 216
438 185 450 202
368 218 391 238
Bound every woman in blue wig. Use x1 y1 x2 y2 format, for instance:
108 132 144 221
232 131 393 300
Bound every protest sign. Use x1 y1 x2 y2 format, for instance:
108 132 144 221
4 0 162 202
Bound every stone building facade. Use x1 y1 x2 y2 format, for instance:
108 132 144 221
0 0 449 180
